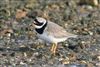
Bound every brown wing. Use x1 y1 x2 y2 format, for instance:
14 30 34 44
45 21 77 38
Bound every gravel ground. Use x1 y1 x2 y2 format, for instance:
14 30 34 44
0 0 100 67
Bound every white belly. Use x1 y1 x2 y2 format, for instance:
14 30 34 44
37 33 67 44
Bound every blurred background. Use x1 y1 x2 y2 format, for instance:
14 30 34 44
0 0 100 67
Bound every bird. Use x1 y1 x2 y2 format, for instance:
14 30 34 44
29 16 77 55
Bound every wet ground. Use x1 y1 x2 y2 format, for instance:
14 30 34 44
0 0 100 67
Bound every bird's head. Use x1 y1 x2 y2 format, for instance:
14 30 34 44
33 17 47 29
27 12 47 29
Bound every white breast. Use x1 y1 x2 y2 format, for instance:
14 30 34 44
37 32 67 44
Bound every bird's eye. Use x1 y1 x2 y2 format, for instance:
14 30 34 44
34 18 39 23
36 23 43 26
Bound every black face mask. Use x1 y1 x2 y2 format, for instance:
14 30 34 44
35 20 47 34
34 19 43 26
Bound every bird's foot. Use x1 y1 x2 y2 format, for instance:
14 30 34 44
50 43 57 56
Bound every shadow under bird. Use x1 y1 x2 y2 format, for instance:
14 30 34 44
28 16 77 55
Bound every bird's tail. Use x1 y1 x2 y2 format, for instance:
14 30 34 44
67 33 78 39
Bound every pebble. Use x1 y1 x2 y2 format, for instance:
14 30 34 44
96 62 100 67
97 56 100 61
88 31 93 35
65 64 86 67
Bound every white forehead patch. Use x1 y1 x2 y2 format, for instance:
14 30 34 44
36 17 46 23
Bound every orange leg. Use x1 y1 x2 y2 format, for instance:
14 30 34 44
50 43 57 55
